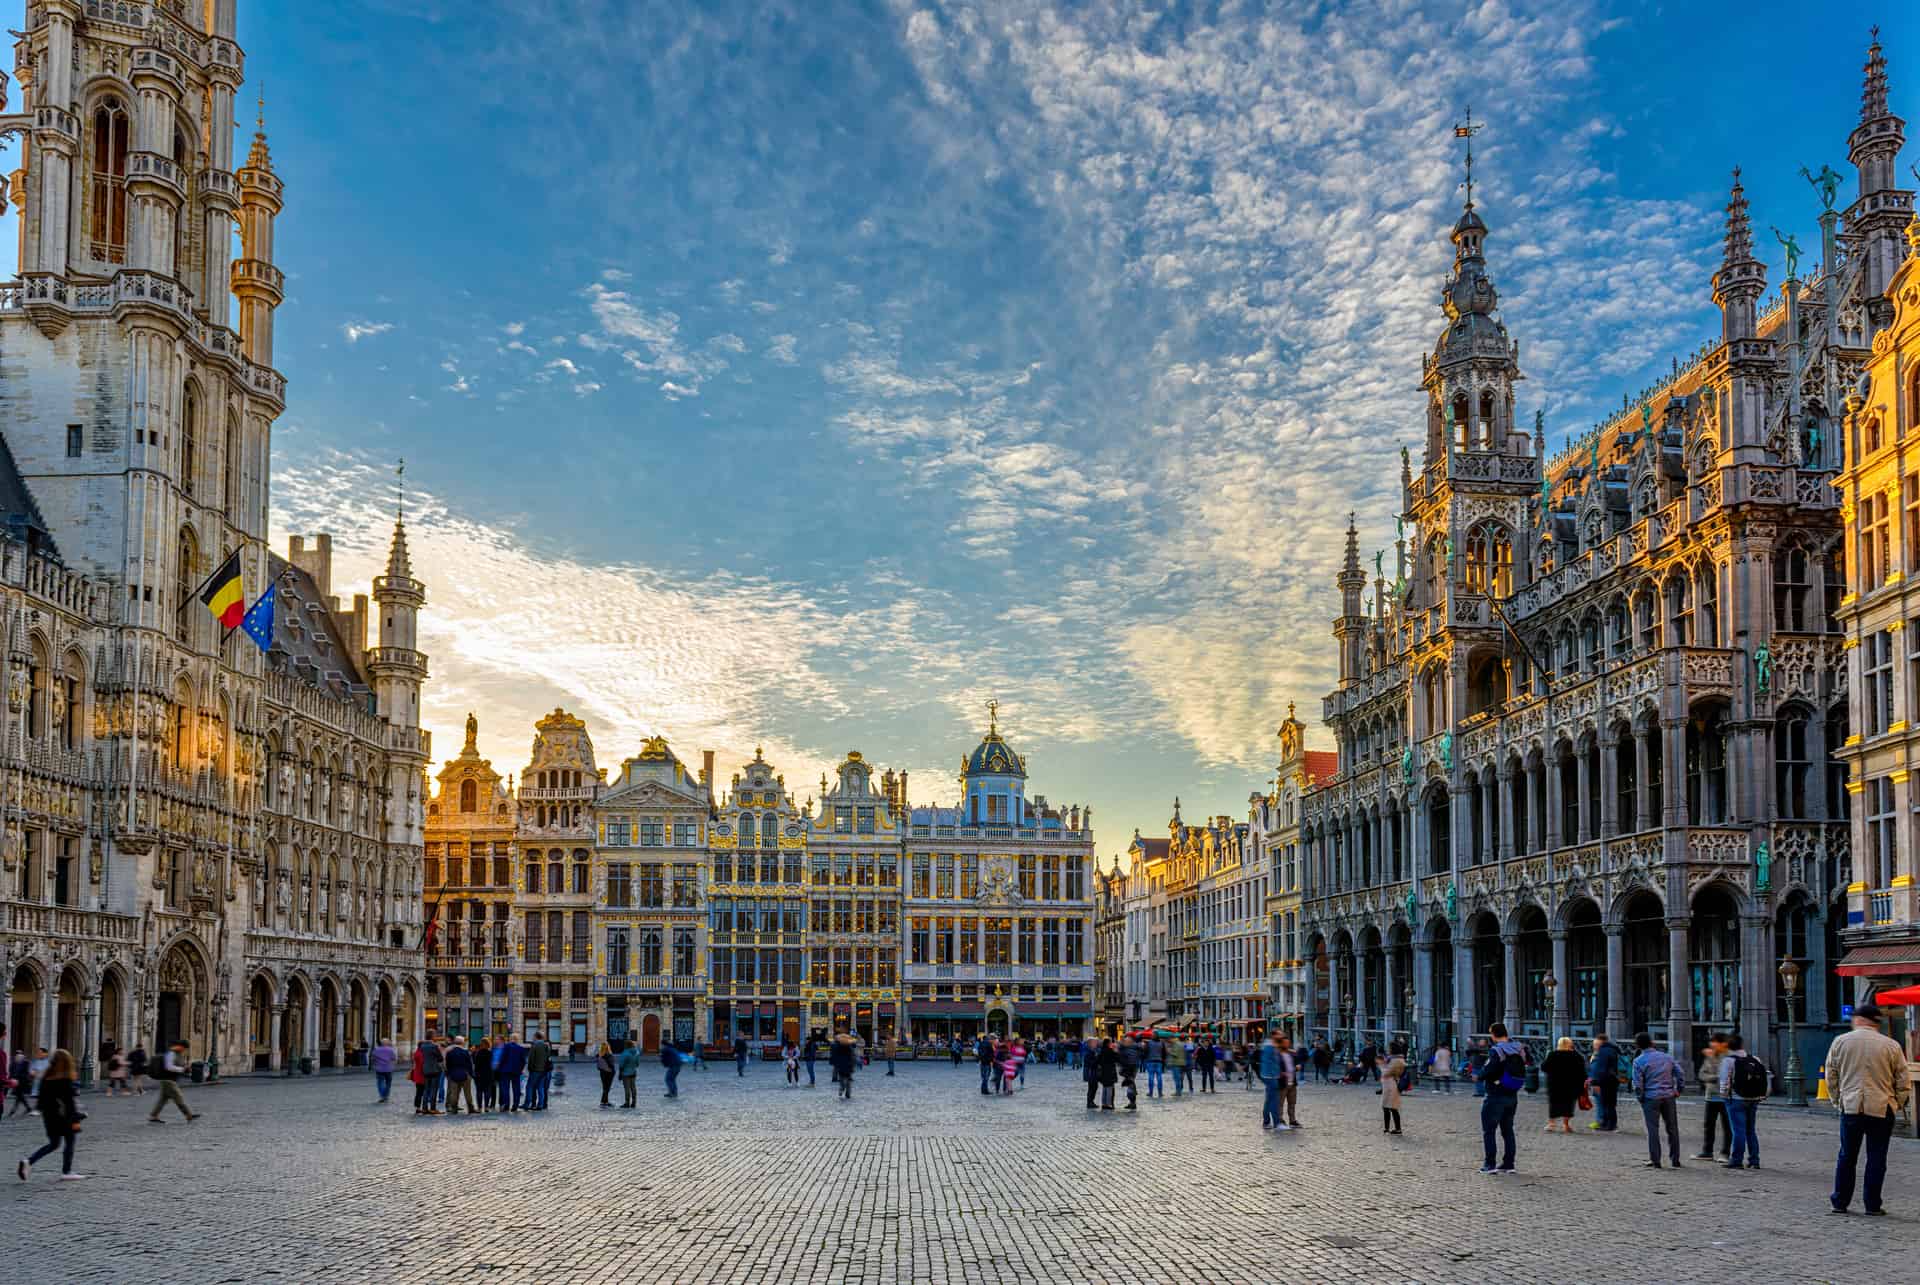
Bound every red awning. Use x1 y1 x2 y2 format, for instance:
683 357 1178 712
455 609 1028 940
1835 942 1920 977
1871 984 1920 1005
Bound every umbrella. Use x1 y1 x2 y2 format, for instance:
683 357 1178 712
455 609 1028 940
1870 984 1920 1006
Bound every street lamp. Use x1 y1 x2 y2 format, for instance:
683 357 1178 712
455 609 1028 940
1402 982 1415 1052
1543 972 1559 1042
1777 958 1805 1107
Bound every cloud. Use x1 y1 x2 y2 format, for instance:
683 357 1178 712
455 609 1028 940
342 320 394 343
660 381 699 399
767 334 798 364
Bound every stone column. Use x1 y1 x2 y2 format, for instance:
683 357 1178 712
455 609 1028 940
332 1003 348 1073
268 1004 286 1073
1545 751 1564 853
1383 942 1400 1042
1575 746 1593 843
1500 762 1519 862
1549 929 1569 1039
1413 936 1436 1052
1604 924 1627 1039
1663 719 1688 827
1666 916 1692 1055
1527 764 1545 854
1324 951 1343 1048
1741 912 1773 1050
1635 731 1653 831
1453 933 1475 1035
80 992 100 1088
1353 945 1371 1039
1501 930 1521 1029
1599 732 1620 840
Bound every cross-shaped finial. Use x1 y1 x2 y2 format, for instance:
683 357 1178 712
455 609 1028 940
396 458 406 522
256 87 265 133
1454 107 1484 210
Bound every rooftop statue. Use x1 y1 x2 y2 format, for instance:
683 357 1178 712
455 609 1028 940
1799 163 1842 212
1772 226 1802 279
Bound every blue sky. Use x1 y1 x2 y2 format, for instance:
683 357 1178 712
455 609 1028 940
98 0 1917 858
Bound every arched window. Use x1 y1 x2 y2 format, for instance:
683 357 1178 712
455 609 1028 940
181 385 199 499
1489 528 1513 597
1478 390 1496 447
1775 708 1811 819
1773 547 1809 631
26 642 47 741
173 127 192 278
1697 564 1720 645
1450 393 1469 449
89 99 130 263
761 814 778 849
738 813 755 848
172 696 192 773
1425 536 1447 606
1463 529 1488 592
1606 598 1629 658
1581 612 1602 672
61 656 84 751
459 779 477 813
224 414 240 518
1664 575 1692 646
175 527 198 645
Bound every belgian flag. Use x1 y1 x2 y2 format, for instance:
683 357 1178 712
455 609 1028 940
198 549 246 630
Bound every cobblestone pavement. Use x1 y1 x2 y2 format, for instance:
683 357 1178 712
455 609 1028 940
1 1058 1911 1283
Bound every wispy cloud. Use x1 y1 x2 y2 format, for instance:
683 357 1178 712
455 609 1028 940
342 320 394 343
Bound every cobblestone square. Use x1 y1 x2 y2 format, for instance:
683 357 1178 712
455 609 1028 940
3 1060 1911 1283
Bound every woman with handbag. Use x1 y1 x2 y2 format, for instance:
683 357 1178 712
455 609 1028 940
1543 1037 1588 1133
17 1048 84 1181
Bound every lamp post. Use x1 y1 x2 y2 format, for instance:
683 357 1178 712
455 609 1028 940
1341 998 1355 1056
1402 981 1415 1052
1778 958 1806 1107
1543 972 1559 1043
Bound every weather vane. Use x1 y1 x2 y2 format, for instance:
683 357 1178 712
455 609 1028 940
1454 108 1484 209
396 457 406 522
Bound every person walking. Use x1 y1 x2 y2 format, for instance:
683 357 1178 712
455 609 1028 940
1585 1034 1621 1131
1280 1035 1303 1128
734 1035 750 1078
884 1034 898 1077
975 1033 995 1096
472 1038 496 1111
595 1042 617 1108
829 1033 857 1100
1196 1041 1218 1093
662 1040 686 1099
127 1043 149 1095
1476 1023 1525 1174
1695 1031 1732 1162
1630 1031 1685 1169
616 1040 641 1108
527 1036 553 1110
1312 1039 1332 1084
1083 1037 1101 1108
1165 1035 1188 1097
1381 1045 1406 1135
370 1037 397 1104
147 1040 198 1124
1825 1003 1910 1216
949 1038 963 1068
105 1047 129 1097
1543 1037 1587 1134
803 1032 819 1087
444 1037 476 1114
1719 1032 1767 1169
16 1049 84 1182
1426 1042 1454 1093
783 1040 800 1085
5 1050 30 1117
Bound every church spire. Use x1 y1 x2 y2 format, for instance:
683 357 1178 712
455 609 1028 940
1712 168 1766 343
1861 27 1890 124
1847 28 1910 332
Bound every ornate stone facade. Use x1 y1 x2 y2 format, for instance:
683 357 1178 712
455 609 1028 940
0 4 428 1078
422 714 515 1044
592 735 712 1052
903 718 1095 1041
1252 712 1334 1036
1833 59 1920 999
1297 42 1905 1081
708 747 807 1047
809 750 903 1043
513 708 599 1046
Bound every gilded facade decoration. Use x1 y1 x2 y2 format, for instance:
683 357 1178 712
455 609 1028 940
423 715 516 1043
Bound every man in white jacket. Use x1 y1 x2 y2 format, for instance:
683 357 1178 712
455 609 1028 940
147 1041 199 1124
1825 1004 1911 1215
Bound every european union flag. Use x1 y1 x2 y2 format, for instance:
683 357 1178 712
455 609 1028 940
240 583 276 654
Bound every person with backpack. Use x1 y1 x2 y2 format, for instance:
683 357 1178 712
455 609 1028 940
1630 1031 1685 1168
662 1039 686 1098
1381 1044 1407 1134
127 1043 149 1094
1476 1023 1526 1174
147 1040 198 1123
1719 1032 1767 1169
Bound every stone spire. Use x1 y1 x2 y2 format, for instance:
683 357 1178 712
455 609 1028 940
1848 29 1912 331
1335 513 1367 688
1712 169 1766 343
248 90 275 172
384 514 413 582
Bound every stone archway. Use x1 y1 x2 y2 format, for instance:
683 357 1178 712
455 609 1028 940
55 965 86 1052
318 976 341 1068
154 940 210 1055
281 975 310 1068
248 974 276 1071
9 962 45 1053
99 968 127 1052
348 978 370 1062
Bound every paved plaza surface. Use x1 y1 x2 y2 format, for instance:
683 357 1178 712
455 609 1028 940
2 1058 1911 1283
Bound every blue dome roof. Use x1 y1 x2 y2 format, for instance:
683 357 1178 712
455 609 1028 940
961 729 1026 780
